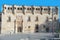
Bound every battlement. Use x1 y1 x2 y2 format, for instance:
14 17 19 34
3 5 58 15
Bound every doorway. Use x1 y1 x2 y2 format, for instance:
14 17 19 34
35 24 39 33
17 27 22 32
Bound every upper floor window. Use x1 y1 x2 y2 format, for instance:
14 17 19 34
48 7 50 11
8 7 9 10
17 8 22 10
4 7 6 9
17 8 19 10
14 7 16 9
44 8 48 11
20 8 22 10
40 7 43 15
48 7 50 15
55 7 58 14
8 7 12 10
52 7 57 14
27 8 31 10
40 7 43 11
36 8 40 10
7 16 11 22
10 8 12 10
28 16 31 21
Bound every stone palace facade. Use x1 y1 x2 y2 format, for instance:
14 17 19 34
1 4 58 34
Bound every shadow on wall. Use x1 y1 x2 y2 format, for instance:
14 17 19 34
38 19 59 33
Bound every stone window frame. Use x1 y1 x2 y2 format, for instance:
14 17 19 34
7 16 11 22
35 16 38 21
8 7 12 10
44 8 48 11
4 7 6 9
17 7 23 10
27 16 31 22
36 8 40 10
27 8 32 10
14 7 16 9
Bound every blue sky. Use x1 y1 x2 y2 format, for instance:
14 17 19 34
1 0 60 11
0 0 60 21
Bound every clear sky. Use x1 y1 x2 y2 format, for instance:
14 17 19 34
0 0 60 11
0 0 60 21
